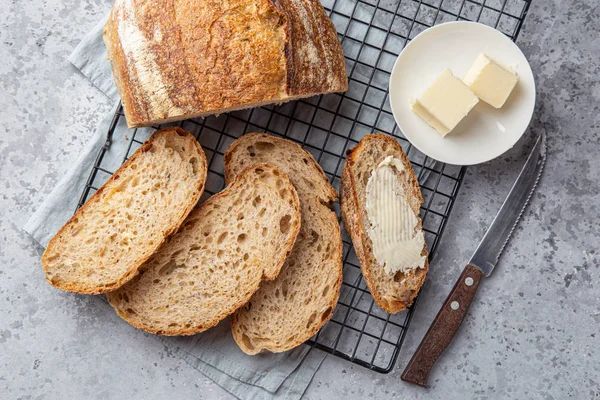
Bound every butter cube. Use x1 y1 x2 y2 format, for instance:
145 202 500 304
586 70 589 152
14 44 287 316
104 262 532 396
410 69 479 137
464 53 519 108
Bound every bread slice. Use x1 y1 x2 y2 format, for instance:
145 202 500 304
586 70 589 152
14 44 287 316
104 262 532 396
340 133 429 314
107 163 301 335
224 133 342 354
42 128 207 294
104 0 347 128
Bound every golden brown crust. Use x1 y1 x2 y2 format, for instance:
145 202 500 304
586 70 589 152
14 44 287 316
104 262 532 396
274 0 348 95
340 133 428 314
42 128 207 294
104 0 347 128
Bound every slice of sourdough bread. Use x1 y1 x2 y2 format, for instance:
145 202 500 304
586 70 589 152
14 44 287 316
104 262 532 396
42 128 207 294
340 133 428 314
107 163 301 335
224 133 342 354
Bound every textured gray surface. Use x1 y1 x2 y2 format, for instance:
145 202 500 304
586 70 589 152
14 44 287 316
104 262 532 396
1 0 599 399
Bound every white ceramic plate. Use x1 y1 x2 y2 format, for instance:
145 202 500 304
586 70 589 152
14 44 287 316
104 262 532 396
389 22 535 165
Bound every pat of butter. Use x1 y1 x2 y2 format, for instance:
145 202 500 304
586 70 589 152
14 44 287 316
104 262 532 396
410 69 479 137
464 53 519 108
365 156 427 275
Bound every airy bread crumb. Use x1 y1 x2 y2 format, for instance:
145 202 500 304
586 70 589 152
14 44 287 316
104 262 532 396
107 163 301 335
224 133 343 354
42 128 207 294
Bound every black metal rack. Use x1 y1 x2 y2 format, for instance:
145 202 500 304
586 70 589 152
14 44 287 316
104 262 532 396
77 0 532 374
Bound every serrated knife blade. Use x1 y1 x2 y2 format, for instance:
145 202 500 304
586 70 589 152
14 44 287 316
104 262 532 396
402 134 546 388
469 133 546 276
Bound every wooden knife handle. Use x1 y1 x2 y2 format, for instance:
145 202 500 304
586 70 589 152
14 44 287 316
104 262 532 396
401 264 484 387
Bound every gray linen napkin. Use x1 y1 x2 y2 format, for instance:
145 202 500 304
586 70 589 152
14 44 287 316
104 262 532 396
24 16 326 400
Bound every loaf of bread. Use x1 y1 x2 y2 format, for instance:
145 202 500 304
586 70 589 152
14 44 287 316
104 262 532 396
107 163 301 335
224 133 342 354
42 128 207 294
340 134 429 313
104 0 348 128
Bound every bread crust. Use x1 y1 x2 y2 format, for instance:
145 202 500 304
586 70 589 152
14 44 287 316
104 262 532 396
104 0 348 128
42 128 207 294
340 133 429 313
107 163 301 335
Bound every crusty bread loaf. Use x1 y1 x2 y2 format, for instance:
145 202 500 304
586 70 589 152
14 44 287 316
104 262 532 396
224 133 342 354
340 133 429 314
42 128 207 294
107 163 301 335
104 0 348 128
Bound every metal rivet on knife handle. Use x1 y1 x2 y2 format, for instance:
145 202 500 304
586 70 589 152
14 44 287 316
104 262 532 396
465 277 474 286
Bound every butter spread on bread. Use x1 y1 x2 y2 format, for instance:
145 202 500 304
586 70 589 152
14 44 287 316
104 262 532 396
103 0 348 128
341 134 428 313
365 156 427 275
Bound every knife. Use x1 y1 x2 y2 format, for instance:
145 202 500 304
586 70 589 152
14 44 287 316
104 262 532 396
401 133 547 387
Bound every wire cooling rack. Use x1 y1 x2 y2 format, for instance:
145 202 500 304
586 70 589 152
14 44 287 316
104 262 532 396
77 0 532 374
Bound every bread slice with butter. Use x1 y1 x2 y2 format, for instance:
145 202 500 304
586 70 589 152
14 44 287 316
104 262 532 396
42 128 207 294
340 133 428 313
224 133 342 354
107 163 301 335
